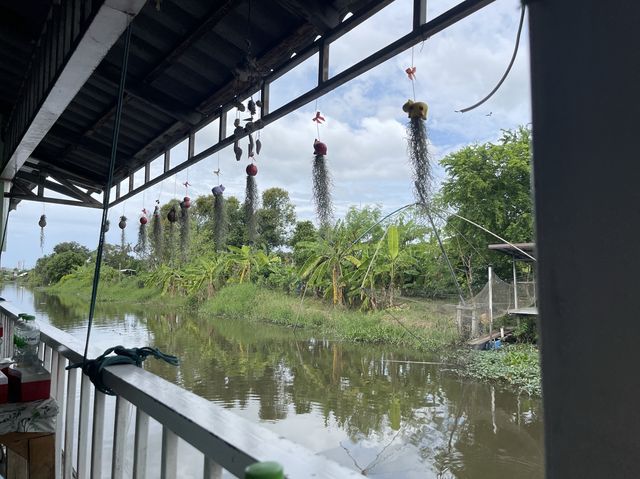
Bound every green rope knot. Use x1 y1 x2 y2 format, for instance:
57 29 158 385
67 346 179 396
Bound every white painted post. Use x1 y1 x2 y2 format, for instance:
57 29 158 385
161 426 178 479
112 397 132 479
488 265 494 342
203 457 223 479
471 309 479 338
133 409 150 479
44 345 52 372
77 373 92 479
64 367 78 479
54 353 67 479
512 258 519 310
91 391 106 479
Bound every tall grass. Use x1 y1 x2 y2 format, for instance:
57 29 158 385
199 284 458 352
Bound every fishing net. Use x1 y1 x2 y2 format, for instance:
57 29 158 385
454 273 536 338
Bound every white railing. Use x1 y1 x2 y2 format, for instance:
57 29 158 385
0 300 361 479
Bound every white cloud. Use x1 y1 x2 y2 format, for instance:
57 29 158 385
3 0 531 268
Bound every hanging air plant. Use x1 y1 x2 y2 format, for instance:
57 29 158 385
38 214 46 250
119 215 127 250
166 205 177 258
136 209 148 257
179 199 190 260
212 184 227 251
244 164 258 244
402 99 432 206
151 202 163 262
312 139 333 228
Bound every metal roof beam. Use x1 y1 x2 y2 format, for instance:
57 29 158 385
25 158 104 193
275 0 341 33
94 63 202 125
14 171 100 206
4 192 101 209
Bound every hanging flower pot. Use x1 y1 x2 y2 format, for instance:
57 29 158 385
118 216 127 229
313 139 327 156
104 220 110 233
182 196 191 209
136 209 148 256
212 185 225 196
38 214 46 250
246 163 258 176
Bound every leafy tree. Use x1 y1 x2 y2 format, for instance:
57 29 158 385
439 127 533 288
53 242 90 257
290 221 317 246
257 188 296 252
291 220 317 267
225 196 247 248
33 248 88 285
191 194 215 245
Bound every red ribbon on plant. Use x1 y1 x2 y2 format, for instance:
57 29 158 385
405 66 417 80
312 111 325 123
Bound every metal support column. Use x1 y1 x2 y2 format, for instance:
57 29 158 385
529 0 640 476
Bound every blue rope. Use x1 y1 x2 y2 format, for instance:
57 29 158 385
68 346 179 396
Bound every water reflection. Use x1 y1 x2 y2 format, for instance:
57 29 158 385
3 284 543 478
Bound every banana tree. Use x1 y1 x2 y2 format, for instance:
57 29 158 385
298 224 361 305
184 255 223 298
224 245 271 284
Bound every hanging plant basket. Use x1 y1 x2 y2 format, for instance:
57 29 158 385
402 99 432 206
312 140 333 228
38 214 46 250
246 163 258 176
167 207 177 223
119 215 127 250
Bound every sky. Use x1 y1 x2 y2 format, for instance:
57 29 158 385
3 0 531 269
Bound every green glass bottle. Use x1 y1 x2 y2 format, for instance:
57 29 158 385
244 461 284 479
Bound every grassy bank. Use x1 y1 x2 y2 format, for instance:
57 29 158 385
199 283 459 352
452 344 541 396
48 272 172 306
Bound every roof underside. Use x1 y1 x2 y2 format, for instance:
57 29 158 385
2 0 392 205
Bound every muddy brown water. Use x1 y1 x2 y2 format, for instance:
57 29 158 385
1 284 543 478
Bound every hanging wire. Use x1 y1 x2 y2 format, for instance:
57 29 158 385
83 24 133 364
314 99 321 139
409 46 416 100
456 6 526 113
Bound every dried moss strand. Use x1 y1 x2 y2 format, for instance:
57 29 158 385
244 175 258 244
407 118 433 207
136 223 148 257
312 154 333 228
214 194 227 251
179 204 190 261
151 214 163 263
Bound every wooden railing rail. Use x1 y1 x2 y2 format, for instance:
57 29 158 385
0 299 359 479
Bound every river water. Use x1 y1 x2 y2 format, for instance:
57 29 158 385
1 283 543 478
